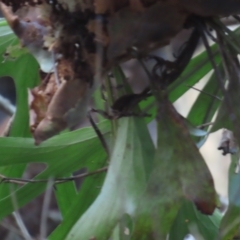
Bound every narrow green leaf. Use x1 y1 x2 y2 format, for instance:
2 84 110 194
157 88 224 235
0 121 109 167
218 154 240 240
54 181 78 218
169 201 221 240
168 45 220 102
0 45 40 202
139 44 221 122
0 53 40 137
210 65 240 138
49 171 106 240
187 70 222 127
0 122 109 220
187 66 223 147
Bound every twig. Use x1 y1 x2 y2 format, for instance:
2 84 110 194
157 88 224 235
204 27 218 43
40 179 53 240
12 212 32 240
185 85 222 101
10 184 32 240
197 122 214 129
88 112 110 156
196 19 231 106
0 167 108 185
0 221 26 238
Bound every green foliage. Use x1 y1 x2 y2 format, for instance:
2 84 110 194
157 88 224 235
170 201 222 240
218 155 240 239
0 17 240 240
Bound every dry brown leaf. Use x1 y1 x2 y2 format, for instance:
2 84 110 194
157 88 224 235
30 73 57 131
